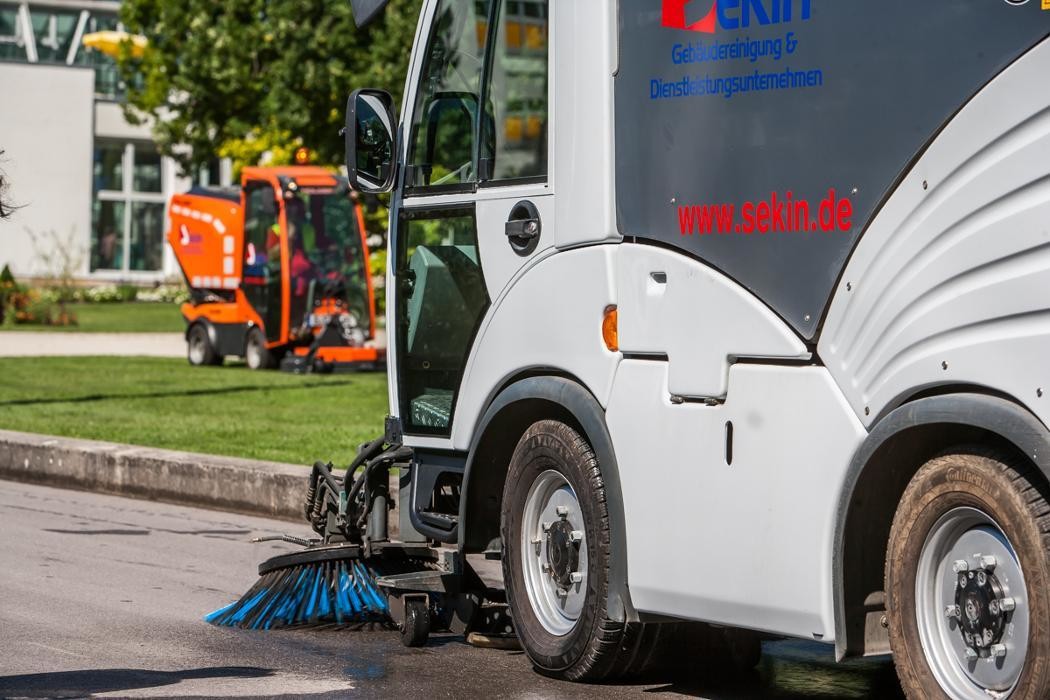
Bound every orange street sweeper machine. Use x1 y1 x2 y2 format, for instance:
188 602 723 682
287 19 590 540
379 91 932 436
168 166 382 372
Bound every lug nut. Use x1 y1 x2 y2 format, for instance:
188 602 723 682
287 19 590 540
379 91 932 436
556 505 569 518
945 605 960 619
990 643 1007 658
542 521 551 532
570 572 583 584
964 648 978 661
980 555 997 570
953 559 970 573
569 530 584 543
556 587 568 598
541 563 550 573
1001 597 1016 612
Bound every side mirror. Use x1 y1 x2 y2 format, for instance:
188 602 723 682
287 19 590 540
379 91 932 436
345 88 397 194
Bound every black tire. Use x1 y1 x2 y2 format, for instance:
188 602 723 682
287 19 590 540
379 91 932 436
886 450 1050 699
245 327 275 370
187 323 221 366
501 419 658 681
400 598 430 648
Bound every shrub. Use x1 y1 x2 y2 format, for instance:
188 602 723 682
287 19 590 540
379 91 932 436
77 285 137 303
137 284 190 304
16 290 78 326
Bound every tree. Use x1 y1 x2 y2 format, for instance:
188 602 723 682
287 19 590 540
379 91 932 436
117 0 422 174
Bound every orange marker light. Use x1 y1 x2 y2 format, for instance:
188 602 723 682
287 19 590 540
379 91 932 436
294 147 311 165
602 305 619 352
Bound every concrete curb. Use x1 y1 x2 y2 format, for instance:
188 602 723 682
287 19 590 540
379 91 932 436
0 429 328 521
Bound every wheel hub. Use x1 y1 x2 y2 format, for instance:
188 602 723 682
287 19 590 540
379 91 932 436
950 560 1009 656
545 517 580 591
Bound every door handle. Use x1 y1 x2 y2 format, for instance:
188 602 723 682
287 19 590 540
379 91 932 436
505 200 541 255
504 218 540 240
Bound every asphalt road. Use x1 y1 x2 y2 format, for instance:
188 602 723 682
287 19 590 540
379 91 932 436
0 481 905 699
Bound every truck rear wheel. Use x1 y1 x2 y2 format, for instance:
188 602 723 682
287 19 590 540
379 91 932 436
886 451 1050 699
187 323 221 366
245 328 275 370
501 419 653 681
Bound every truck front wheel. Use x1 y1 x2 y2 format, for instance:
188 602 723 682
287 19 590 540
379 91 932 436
501 419 650 681
886 450 1050 699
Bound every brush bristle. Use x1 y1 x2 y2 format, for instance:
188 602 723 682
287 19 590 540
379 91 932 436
205 559 388 629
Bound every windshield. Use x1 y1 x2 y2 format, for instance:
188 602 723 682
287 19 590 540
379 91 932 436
284 188 371 336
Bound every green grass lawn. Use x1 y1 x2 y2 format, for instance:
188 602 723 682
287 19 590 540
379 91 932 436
0 302 185 333
0 357 388 466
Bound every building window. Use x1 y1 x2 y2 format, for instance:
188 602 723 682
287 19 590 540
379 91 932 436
0 3 125 99
0 2 31 62
92 142 167 273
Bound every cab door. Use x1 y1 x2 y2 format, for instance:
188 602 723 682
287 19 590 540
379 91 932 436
242 180 284 343
390 0 551 441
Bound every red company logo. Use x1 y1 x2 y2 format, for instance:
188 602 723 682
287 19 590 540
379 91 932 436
662 0 718 33
661 0 812 33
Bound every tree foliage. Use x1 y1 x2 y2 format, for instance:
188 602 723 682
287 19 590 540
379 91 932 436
118 0 422 174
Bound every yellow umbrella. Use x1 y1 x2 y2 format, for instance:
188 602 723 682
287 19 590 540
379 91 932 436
82 31 147 59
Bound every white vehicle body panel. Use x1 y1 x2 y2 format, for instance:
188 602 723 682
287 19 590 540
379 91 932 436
616 244 810 399
821 38 1050 429
450 245 620 451
607 360 866 639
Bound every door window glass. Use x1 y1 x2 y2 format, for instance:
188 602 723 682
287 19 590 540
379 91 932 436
283 189 370 336
396 210 489 435
243 183 282 340
405 0 493 190
482 0 548 182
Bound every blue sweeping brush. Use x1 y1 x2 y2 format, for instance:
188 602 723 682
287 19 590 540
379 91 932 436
206 556 389 629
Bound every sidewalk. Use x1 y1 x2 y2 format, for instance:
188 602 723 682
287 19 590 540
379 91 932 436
0 330 386 358
0 429 324 521
0 332 185 358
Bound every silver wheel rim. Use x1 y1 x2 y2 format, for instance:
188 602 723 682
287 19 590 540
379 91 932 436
188 332 206 364
915 506 1029 699
520 469 588 636
246 336 262 369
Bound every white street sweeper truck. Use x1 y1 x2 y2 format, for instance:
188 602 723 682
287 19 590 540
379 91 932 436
212 1 1050 697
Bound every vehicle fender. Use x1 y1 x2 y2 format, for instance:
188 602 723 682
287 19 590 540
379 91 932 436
459 374 636 623
833 392 1050 659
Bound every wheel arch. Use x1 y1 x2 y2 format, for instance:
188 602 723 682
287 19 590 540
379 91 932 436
834 390 1050 660
458 372 636 623
186 316 216 344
